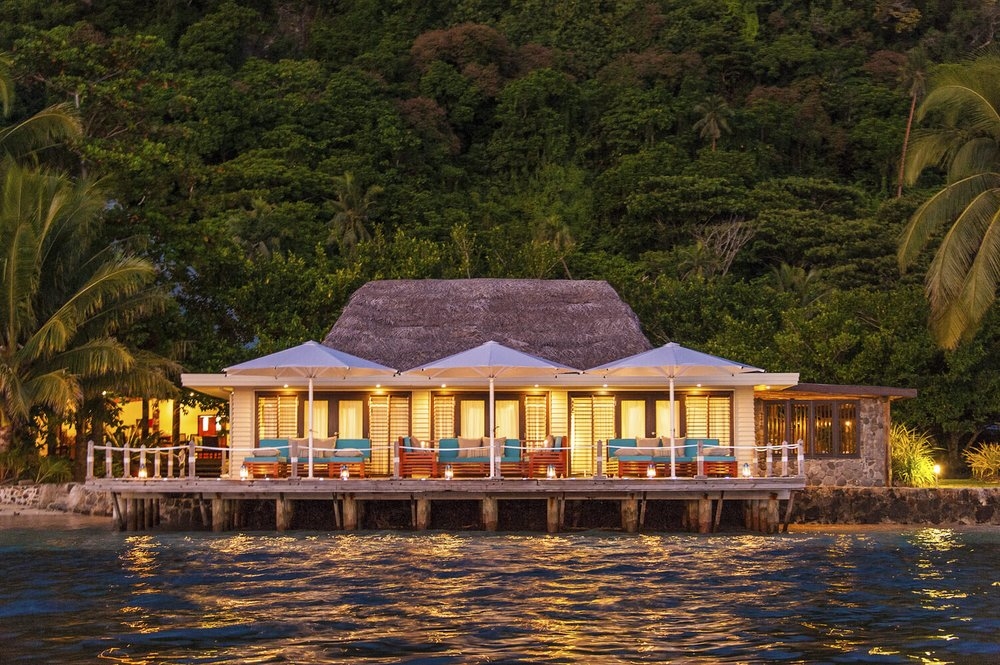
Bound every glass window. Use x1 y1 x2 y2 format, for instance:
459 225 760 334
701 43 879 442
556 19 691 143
655 400 679 439
762 399 860 457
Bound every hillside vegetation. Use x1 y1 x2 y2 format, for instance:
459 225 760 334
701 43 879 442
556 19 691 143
2 0 999 464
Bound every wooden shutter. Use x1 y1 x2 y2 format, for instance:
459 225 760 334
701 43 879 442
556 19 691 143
257 395 298 439
525 395 547 448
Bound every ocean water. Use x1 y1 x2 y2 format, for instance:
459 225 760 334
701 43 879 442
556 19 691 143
0 521 998 664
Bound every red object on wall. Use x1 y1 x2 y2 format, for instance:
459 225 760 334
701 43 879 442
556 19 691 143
198 415 218 437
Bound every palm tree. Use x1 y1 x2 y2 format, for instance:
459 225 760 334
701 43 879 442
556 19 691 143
327 171 383 252
692 94 733 152
0 54 81 162
898 53 1000 349
896 48 929 198
0 163 170 457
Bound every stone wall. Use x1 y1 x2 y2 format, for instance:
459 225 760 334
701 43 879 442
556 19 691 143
0 483 112 516
792 487 1000 525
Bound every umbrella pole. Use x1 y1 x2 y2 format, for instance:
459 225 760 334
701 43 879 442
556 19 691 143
489 377 496 479
669 377 676 479
308 377 315 478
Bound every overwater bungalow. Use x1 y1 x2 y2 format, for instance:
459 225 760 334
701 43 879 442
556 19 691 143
87 279 914 533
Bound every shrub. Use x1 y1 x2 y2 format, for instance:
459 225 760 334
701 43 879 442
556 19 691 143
0 449 31 484
963 442 1000 482
891 423 938 487
33 455 73 484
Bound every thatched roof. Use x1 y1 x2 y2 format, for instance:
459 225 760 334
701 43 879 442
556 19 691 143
323 279 652 371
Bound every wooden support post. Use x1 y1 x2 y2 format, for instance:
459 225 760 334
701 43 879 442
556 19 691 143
595 440 604 478
482 496 498 531
714 492 725 532
212 498 229 532
198 499 210 528
111 493 124 531
342 496 359 530
621 498 639 533
126 499 138 532
746 500 758 532
639 496 648 530
145 499 156 530
276 497 293 532
546 497 560 534
333 496 342 529
767 494 780 534
415 498 431 530
782 491 797 533
698 496 712 534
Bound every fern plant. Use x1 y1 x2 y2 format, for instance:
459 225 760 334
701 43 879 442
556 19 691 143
891 423 939 487
963 442 1000 482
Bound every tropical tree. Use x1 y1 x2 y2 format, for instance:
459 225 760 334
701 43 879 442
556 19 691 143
898 53 1000 349
896 48 929 198
0 163 172 461
327 171 383 252
0 53 81 163
692 94 733 152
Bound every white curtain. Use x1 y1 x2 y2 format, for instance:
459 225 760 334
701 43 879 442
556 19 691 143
495 400 519 439
460 399 485 438
339 400 363 438
655 400 680 438
621 400 646 438
312 400 329 438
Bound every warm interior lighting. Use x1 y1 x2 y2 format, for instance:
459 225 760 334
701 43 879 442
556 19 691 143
646 463 656 478
340 465 350 480
742 462 752 478
239 464 249 481
546 464 556 479
933 463 942 477
441 383 447 388
137 463 148 479
375 383 381 388
602 383 608 388
444 464 454 480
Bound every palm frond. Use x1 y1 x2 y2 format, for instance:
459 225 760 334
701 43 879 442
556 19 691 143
0 103 81 160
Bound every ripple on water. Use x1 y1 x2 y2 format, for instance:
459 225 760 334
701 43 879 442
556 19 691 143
1 527 999 663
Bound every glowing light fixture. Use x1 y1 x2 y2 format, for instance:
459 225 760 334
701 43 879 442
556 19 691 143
546 464 556 479
137 462 148 479
933 463 942 481
646 463 656 478
444 464 454 480
239 464 249 481
742 462 752 478
340 465 350 480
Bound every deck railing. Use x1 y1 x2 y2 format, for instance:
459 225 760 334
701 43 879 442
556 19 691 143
87 438 805 481
86 440 231 480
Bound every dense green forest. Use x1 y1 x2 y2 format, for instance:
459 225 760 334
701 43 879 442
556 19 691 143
2 0 1000 467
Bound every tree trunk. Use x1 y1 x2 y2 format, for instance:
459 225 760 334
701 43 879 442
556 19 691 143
896 92 917 198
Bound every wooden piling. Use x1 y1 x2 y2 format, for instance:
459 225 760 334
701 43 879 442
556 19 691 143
482 496 498 531
212 498 229 532
621 498 639 533
415 498 431 530
275 497 293 531
342 496 358 530
766 494 780 534
698 496 712 534
546 497 560 533
126 498 138 532
333 497 342 529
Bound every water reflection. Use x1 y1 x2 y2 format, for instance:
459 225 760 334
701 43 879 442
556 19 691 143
0 527 998 663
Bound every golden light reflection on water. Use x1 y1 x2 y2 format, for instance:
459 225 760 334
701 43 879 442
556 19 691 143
4 527 997 664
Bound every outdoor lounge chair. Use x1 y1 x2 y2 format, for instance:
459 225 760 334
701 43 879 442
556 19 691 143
243 439 290 478
309 438 370 478
526 435 568 478
398 436 436 478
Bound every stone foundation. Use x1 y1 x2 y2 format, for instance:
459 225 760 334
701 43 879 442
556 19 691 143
792 487 1000 525
0 483 112 516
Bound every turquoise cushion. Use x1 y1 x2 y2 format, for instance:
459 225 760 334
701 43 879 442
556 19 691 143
438 438 459 461
257 438 290 458
607 438 637 456
336 438 371 459
500 438 521 462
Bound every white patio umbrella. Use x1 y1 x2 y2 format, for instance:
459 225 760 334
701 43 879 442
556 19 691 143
225 340 396 477
586 342 763 476
404 341 579 477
